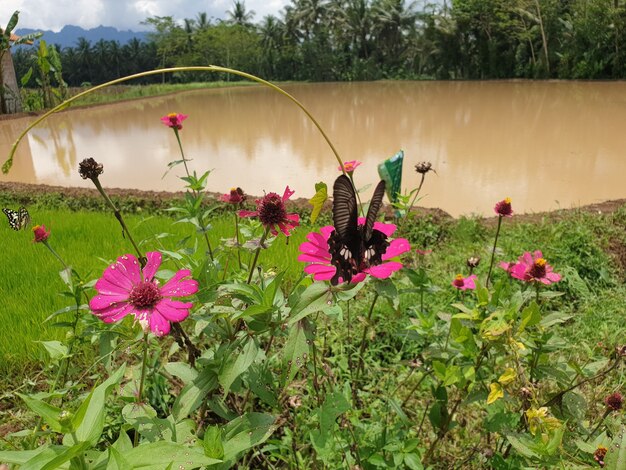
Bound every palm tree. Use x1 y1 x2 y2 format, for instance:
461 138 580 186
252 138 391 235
226 1 256 28
371 0 419 67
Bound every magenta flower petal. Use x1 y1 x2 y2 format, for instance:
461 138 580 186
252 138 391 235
298 253 329 263
115 255 142 287
146 310 171 336
282 186 295 201
299 240 329 257
90 292 130 310
320 226 335 239
160 269 198 297
366 262 403 279
142 251 162 282
102 260 135 292
93 303 134 323
351 273 367 283
373 221 396 237
383 238 411 260
238 210 258 218
155 299 193 322
94 277 129 296
304 264 336 281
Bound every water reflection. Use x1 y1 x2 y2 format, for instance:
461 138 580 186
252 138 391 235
1 81 625 216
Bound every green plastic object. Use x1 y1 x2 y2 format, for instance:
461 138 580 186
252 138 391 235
377 150 404 204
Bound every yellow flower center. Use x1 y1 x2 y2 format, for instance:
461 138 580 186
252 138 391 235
32 224 41 232
535 258 547 267
167 113 177 118
504 197 512 204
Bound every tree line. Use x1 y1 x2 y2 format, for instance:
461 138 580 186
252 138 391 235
12 0 626 89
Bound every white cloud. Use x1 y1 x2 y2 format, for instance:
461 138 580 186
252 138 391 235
1 0 290 32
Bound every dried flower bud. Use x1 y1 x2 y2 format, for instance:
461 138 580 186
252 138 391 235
520 387 533 400
415 161 433 174
467 256 481 269
605 392 623 411
78 158 104 180
409 358 423 369
616 345 626 357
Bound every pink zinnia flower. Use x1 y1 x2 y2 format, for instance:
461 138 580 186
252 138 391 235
238 186 300 236
451 274 477 291
338 160 362 173
298 219 410 283
160 113 188 130
494 197 513 217
220 187 246 204
32 224 50 243
89 252 198 336
503 250 561 285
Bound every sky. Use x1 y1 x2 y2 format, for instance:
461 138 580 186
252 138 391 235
1 0 291 32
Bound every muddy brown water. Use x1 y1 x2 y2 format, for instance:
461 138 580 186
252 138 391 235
1 81 625 217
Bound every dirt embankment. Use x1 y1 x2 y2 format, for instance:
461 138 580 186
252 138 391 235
1 181 625 224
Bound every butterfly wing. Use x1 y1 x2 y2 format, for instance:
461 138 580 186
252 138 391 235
3 207 30 231
329 175 360 285
363 180 386 241
18 207 30 230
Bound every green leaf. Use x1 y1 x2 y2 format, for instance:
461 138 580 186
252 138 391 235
540 311 573 328
107 446 132 470
5 11 19 35
222 413 277 461
17 393 63 432
64 363 126 446
203 426 224 459
40 442 91 470
519 302 541 332
282 320 311 384
309 182 328 223
288 282 332 325
404 453 424 470
0 447 53 465
505 434 539 459
124 441 221 469
21 67 33 86
164 361 198 385
172 368 218 422
219 338 260 396
36 341 68 361
605 427 626 470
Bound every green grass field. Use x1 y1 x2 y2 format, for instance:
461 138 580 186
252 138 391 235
0 208 308 373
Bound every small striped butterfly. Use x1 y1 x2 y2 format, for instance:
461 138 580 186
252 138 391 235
3 207 31 231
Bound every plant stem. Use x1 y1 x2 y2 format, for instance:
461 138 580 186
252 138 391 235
347 173 365 217
401 172 426 228
586 409 611 441
355 293 379 383
172 128 214 260
247 228 269 284
42 241 70 271
91 176 145 265
134 333 150 446
485 216 503 287
235 212 242 269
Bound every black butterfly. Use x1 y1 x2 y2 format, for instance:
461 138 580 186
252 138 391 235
328 175 390 285
3 207 31 231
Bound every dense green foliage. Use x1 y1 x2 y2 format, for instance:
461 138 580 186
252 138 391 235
11 0 626 95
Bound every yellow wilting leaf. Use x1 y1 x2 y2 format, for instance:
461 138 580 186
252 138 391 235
498 368 517 385
487 382 504 404
309 182 328 223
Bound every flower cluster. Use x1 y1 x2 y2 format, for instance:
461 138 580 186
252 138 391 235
160 113 188 130
500 250 561 285
239 186 300 236
594 446 608 467
89 251 198 336
78 157 104 181
298 219 410 283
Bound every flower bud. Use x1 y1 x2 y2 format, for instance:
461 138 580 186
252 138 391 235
78 158 104 180
415 161 433 174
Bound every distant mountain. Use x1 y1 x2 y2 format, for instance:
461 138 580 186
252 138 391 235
15 25 148 48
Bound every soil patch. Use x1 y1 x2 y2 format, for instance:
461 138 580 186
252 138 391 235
1 181 625 224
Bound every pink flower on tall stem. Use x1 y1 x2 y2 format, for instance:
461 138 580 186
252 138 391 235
298 219 410 283
32 224 50 243
160 113 188 130
502 250 561 285
451 274 477 291
89 252 198 336
338 160 362 173
220 187 246 204
238 186 300 236
494 197 513 217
